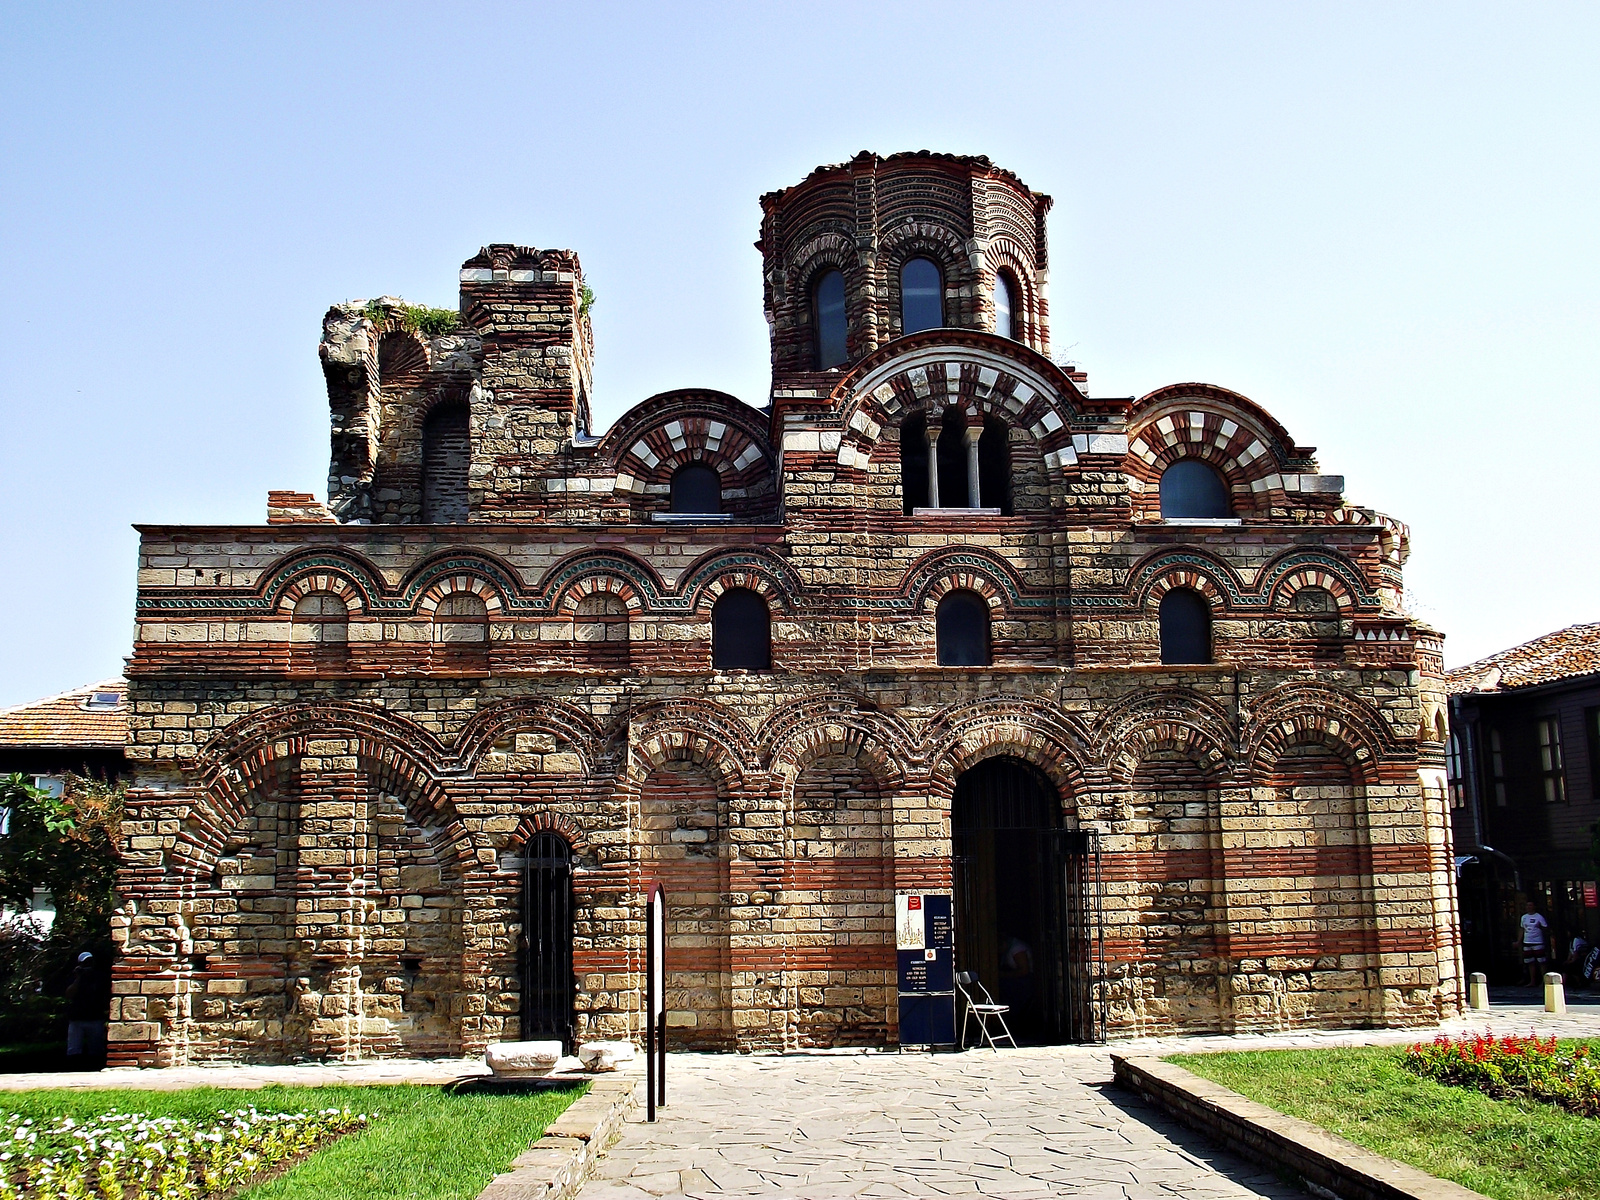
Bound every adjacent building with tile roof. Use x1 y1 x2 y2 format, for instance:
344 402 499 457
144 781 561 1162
1446 625 1600 980
0 678 128 780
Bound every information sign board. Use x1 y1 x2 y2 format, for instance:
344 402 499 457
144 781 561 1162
894 892 955 1048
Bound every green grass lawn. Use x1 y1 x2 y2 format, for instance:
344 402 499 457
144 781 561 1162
1168 1044 1600 1200
0 1082 585 1200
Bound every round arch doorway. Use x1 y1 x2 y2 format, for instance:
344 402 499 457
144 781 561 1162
952 757 1098 1044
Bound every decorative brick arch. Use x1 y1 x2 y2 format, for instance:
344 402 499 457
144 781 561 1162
417 575 504 616
984 237 1042 348
902 547 1034 613
454 697 608 777
1242 683 1397 785
258 549 384 614
624 698 757 793
923 697 1093 803
1128 549 1244 611
538 550 667 615
1091 689 1237 784
759 694 912 789
400 551 522 615
504 810 592 857
680 550 801 617
1266 567 1357 614
276 571 367 616
551 572 647 617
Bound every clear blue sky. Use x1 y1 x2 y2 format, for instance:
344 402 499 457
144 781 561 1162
1 1 1595 707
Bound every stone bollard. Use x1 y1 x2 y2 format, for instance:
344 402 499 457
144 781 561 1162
1469 972 1490 1011
1545 971 1567 1015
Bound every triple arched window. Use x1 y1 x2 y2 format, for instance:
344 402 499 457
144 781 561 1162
900 257 944 334
812 269 848 369
899 410 1011 514
936 590 991 666
1159 588 1212 665
1159 460 1232 519
711 588 771 670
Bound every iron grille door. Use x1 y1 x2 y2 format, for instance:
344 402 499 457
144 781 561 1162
522 832 574 1051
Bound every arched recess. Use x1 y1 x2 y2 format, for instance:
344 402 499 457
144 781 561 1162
786 743 895 1047
421 399 470 524
1241 683 1396 784
924 696 1093 809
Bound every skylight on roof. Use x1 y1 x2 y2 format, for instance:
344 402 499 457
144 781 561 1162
84 692 122 710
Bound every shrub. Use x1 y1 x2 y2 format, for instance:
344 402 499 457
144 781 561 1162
1404 1031 1600 1118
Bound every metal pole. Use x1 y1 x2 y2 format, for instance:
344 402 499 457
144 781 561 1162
646 888 656 1122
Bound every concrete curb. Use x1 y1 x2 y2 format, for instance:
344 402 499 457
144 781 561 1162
1112 1054 1488 1200
475 1076 640 1200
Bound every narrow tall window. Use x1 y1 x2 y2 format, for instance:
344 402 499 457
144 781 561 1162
994 272 1015 340
422 401 470 524
900 257 943 334
1538 716 1566 803
936 590 991 666
813 269 848 369
1487 728 1507 806
1159 588 1212 665
936 406 969 509
434 593 488 643
900 413 930 515
1159 460 1232 519
977 415 1011 514
1446 730 1466 809
670 463 721 514
712 587 771 670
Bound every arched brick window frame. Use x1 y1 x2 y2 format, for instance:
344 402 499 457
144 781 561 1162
1267 569 1357 615
985 240 1040 350
788 235 858 367
276 572 369 618
611 415 774 519
881 226 966 339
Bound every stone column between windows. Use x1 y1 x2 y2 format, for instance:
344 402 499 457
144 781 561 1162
964 424 983 509
925 425 941 508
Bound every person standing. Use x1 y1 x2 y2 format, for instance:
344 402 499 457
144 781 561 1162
1520 901 1551 987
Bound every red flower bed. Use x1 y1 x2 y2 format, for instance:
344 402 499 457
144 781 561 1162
1404 1031 1600 1118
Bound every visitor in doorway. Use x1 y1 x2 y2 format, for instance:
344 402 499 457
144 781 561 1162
998 933 1033 1016
1520 902 1551 987
1564 931 1591 990
63 950 110 1070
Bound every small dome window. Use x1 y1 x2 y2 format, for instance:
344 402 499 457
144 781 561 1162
670 463 722 514
712 587 771 670
994 272 1015 340
936 590 991 666
900 257 944 335
1159 460 1232 519
813 269 848 369
1159 588 1212 665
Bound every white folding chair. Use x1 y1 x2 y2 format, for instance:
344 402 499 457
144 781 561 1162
956 970 1017 1050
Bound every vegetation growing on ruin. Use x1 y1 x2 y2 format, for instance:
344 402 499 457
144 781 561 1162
0 1084 584 1200
1170 1044 1600 1200
362 301 462 338
579 283 595 318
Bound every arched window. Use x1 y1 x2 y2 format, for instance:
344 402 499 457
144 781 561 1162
712 587 771 670
1159 588 1212 665
670 463 721 514
422 401 470 524
1159 459 1232 519
936 590 991 666
900 257 943 334
291 592 348 644
936 407 969 509
978 415 1011 514
900 413 930 515
994 272 1015 340
433 593 488 643
812 269 848 369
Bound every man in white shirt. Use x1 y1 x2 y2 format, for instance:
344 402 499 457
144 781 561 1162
1520 902 1551 986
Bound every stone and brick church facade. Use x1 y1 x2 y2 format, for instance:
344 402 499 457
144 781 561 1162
111 151 1462 1064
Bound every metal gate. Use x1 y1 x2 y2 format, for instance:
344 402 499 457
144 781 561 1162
952 758 1103 1044
521 831 574 1051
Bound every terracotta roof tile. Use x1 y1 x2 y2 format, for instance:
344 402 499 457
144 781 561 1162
1446 623 1600 694
0 679 127 749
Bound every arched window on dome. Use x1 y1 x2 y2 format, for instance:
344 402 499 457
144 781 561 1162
1159 588 1212 665
1159 459 1232 520
670 462 721 514
812 269 848 369
422 401 470 524
712 587 771 671
900 257 944 334
994 271 1016 340
936 590 991 667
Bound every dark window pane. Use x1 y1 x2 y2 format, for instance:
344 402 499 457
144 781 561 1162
712 587 771 670
422 402 470 523
1159 459 1232 519
937 407 969 509
978 416 1011 514
900 413 929 515
900 257 944 334
937 590 991 666
813 270 848 369
1159 588 1212 664
671 463 721 514
994 273 1014 339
